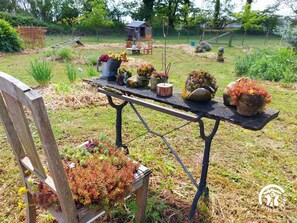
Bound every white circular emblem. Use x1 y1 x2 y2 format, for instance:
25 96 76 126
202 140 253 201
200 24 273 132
259 184 285 208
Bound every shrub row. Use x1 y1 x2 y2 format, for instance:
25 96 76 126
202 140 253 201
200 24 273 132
0 11 46 27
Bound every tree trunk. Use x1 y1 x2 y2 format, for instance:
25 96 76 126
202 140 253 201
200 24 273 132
242 30 247 45
264 31 269 45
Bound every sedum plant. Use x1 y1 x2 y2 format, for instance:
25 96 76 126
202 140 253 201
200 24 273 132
32 136 139 211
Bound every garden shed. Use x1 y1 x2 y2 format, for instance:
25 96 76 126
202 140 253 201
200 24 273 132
125 21 152 41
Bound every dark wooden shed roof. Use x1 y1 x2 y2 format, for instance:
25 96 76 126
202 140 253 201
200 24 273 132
126 21 150 28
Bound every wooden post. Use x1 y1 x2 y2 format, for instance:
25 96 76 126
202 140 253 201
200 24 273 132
199 30 205 43
135 174 150 223
228 33 233 46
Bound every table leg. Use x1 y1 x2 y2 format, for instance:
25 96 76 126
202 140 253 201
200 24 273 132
189 118 220 219
106 96 128 147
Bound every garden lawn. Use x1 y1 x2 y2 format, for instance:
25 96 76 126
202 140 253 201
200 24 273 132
0 34 296 222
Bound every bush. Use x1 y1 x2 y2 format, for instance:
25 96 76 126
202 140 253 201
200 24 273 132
0 19 24 52
0 12 46 27
65 64 77 83
195 41 212 53
57 47 74 62
288 37 297 51
27 60 53 86
235 48 297 83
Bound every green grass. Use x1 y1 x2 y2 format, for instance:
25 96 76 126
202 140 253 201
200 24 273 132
0 34 296 222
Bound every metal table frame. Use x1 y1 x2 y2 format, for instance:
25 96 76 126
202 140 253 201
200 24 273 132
85 78 279 219
104 89 219 218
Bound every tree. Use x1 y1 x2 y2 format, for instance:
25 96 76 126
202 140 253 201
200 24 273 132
260 5 280 44
56 0 80 24
27 0 54 22
137 0 155 23
107 1 133 23
279 0 297 15
213 0 220 29
274 17 297 48
81 0 113 40
154 0 185 29
237 4 263 44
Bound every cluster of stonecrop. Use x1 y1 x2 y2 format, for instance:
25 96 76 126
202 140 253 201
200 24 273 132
152 71 169 80
118 66 132 76
136 64 156 78
186 70 218 93
32 134 139 210
226 78 272 106
109 51 128 62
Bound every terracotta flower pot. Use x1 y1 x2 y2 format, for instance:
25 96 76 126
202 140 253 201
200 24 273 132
236 94 266 116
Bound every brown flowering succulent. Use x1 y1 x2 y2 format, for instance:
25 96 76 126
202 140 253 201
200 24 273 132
225 78 272 106
136 64 155 78
186 70 218 93
152 71 169 79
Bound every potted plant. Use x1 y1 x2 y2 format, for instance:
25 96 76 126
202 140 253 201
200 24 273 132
182 70 218 102
224 78 272 116
116 66 132 85
97 54 109 78
150 71 168 91
30 135 139 212
126 35 133 48
106 52 128 81
136 64 155 87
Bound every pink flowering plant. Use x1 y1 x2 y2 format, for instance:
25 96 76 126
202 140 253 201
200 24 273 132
99 54 109 62
152 71 168 79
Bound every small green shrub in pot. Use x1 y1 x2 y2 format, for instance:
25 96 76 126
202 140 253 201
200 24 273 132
0 19 24 52
27 59 53 86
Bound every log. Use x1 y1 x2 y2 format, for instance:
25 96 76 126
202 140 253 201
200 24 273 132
157 83 173 97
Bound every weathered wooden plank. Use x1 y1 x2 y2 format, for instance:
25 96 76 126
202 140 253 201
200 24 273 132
206 32 230 42
26 90 78 223
85 78 279 130
0 92 26 159
135 174 150 223
0 72 32 107
3 92 46 178
21 157 57 193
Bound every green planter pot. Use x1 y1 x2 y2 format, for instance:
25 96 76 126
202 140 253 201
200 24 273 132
137 76 149 87
150 77 168 91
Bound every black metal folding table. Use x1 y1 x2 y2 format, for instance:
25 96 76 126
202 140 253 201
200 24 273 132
85 78 279 218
